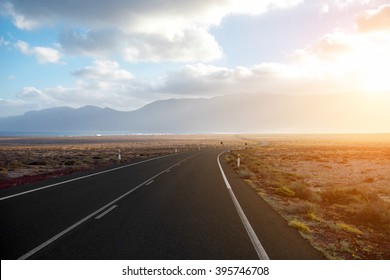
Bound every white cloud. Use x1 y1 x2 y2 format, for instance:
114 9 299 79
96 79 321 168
157 62 357 97
14 40 29 54
15 40 61 64
72 60 134 81
0 2 38 30
59 29 121 57
158 3 390 97
122 27 223 62
327 0 376 9
16 86 44 99
0 36 10 46
0 60 153 116
2 0 304 62
290 6 390 91
3 1 304 32
34 46 62 64
355 4 390 32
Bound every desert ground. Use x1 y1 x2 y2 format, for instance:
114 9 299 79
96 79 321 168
0 134 243 189
227 134 390 259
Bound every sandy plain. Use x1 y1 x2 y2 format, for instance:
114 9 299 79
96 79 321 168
227 134 390 259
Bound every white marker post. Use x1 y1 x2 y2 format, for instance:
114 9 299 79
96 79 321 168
237 154 241 168
175 148 178 153
118 149 121 162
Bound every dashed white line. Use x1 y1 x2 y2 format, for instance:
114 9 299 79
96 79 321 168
217 151 270 260
145 180 154 186
17 156 191 260
95 205 117 220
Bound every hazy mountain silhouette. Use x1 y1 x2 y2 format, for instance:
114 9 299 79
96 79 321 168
1 92 389 134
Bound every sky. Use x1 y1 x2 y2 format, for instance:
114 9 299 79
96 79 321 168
1 0 390 117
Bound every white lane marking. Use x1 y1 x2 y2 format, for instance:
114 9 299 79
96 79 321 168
18 156 191 260
0 153 180 201
94 205 117 220
217 152 270 260
165 170 171 173
145 180 154 186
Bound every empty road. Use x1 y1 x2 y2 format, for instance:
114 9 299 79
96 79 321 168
0 148 324 259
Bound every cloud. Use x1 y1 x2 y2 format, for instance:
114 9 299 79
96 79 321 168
3 1 304 32
0 59 154 116
157 62 358 97
159 3 390 97
14 40 29 54
2 0 303 62
0 36 10 46
122 27 223 62
289 5 390 91
72 59 134 81
59 29 121 57
355 4 390 32
15 40 61 63
16 86 45 99
323 0 376 10
0 2 37 30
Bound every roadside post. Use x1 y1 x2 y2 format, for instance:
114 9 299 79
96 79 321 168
237 154 241 168
118 149 121 162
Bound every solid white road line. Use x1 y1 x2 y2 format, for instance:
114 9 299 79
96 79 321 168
17 156 191 260
0 153 180 201
217 151 270 260
94 205 117 220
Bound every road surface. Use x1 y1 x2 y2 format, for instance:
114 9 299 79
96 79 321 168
0 148 324 259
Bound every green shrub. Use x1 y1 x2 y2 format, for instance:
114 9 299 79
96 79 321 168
238 169 251 179
334 222 364 235
320 187 358 205
276 186 295 197
288 219 312 233
348 201 390 230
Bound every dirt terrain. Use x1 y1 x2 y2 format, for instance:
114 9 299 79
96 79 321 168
227 134 390 259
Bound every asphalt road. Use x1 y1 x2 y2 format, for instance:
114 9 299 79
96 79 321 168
0 148 324 260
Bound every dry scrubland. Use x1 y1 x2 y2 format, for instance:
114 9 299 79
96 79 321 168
227 134 390 259
0 134 241 189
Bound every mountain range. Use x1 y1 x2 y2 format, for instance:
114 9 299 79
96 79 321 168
1 92 389 134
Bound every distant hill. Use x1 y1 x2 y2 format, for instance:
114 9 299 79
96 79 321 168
1 92 389 134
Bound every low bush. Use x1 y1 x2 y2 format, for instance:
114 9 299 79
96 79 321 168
288 219 312 233
347 201 390 230
334 222 364 235
276 186 295 197
320 187 360 205
238 168 251 179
